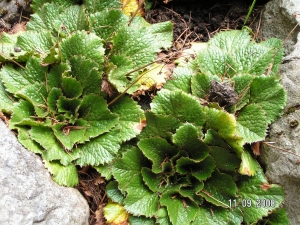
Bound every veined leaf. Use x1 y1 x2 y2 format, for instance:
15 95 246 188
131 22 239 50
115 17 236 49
44 160 78 187
164 67 193 94
104 201 129 224
84 0 121 14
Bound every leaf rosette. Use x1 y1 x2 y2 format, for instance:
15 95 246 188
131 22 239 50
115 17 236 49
0 0 172 186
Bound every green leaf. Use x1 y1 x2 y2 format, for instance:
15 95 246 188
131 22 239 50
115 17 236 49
200 170 237 208
31 0 79 12
175 156 215 181
236 104 267 143
195 46 227 76
17 31 55 57
17 128 44 154
0 32 29 62
67 55 102 95
231 74 253 111
27 3 64 32
61 77 83 98
155 207 172 225
0 81 14 113
145 21 173 50
44 160 78 187
210 146 240 172
139 111 181 140
191 205 234 225
47 63 69 90
60 31 105 67
108 96 144 143
161 192 199 225
57 96 80 114
191 73 221 98
9 100 35 129
164 67 193 93
90 9 127 40
0 65 30 94
52 5 89 36
238 161 285 224
75 132 120 166
173 123 208 161
249 76 286 123
84 0 121 14
261 38 284 76
209 29 251 53
262 208 290 225
141 167 164 192
30 126 78 165
112 147 159 217
129 216 155 225
239 149 258 176
47 88 63 113
106 181 125 204
138 137 177 174
151 89 205 127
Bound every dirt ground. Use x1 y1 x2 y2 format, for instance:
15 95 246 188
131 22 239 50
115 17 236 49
0 0 269 224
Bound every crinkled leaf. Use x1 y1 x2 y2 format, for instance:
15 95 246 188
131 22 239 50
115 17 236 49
17 31 55 57
68 56 102 95
29 126 78 165
30 0 79 12
204 129 231 149
236 104 267 143
61 77 83 98
164 67 193 94
151 89 205 127
262 208 290 225
47 88 63 113
75 132 120 166
44 160 78 187
249 76 286 124
209 29 251 53
155 207 172 225
231 74 253 111
261 38 284 76
60 31 105 67
78 94 119 141
113 148 158 217
175 156 215 181
238 161 285 224
141 167 164 192
200 170 237 208
106 181 125 204
0 65 30 94
47 63 69 90
108 95 144 142
52 119 88 150
210 146 240 172
138 137 177 174
57 96 80 114
0 81 14 112
84 0 121 14
90 9 127 40
145 21 173 50
191 73 221 98
110 26 159 68
173 123 208 160
129 216 155 225
17 128 44 154
0 32 29 62
52 5 89 37
9 100 35 129
195 46 227 76
104 201 129 224
161 192 199 225
139 111 181 140
27 3 64 32
227 44 274 76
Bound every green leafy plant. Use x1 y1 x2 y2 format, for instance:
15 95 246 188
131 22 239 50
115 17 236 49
0 0 172 186
103 29 289 224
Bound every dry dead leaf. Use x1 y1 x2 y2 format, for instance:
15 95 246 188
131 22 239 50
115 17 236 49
251 142 261 156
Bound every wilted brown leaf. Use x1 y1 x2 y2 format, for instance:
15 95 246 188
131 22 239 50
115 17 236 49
260 183 272 191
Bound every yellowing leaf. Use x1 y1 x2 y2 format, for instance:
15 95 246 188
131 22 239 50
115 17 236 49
122 0 144 17
104 201 129 225
137 63 167 91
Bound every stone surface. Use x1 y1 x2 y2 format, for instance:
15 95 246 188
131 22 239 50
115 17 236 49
0 120 89 225
260 1 300 225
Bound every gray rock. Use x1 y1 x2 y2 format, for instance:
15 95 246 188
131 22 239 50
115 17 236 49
0 120 89 225
259 1 300 225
